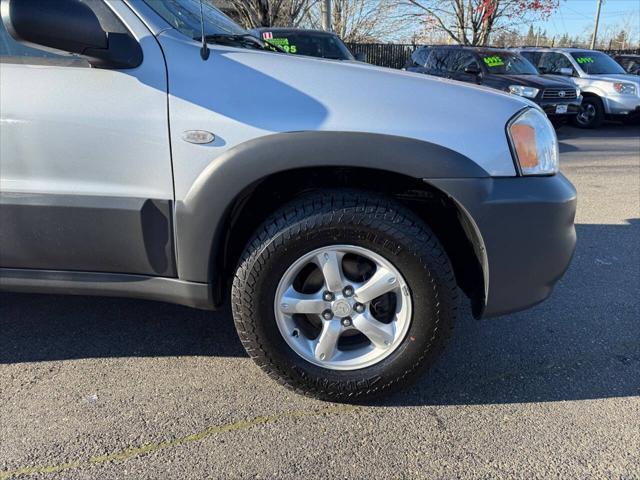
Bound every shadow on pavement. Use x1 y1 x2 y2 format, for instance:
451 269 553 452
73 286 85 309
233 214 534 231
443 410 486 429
1 220 638 406
0 296 247 361
557 121 640 141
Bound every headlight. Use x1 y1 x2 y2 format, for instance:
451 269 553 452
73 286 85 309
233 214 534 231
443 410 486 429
507 108 559 176
508 85 540 98
613 83 636 95
576 88 581 97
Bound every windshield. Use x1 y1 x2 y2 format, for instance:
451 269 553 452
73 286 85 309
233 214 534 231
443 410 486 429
480 52 539 75
142 0 247 39
257 31 354 60
570 51 626 75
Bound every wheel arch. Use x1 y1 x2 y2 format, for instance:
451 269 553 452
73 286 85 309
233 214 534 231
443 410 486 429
174 131 489 315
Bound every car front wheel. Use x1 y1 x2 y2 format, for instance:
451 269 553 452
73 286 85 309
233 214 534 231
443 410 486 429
231 191 458 401
574 96 604 128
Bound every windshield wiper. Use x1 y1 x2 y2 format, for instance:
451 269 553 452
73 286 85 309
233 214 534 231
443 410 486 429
200 34 285 53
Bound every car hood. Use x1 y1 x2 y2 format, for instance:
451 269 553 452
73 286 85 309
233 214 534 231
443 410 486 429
584 73 640 84
495 74 574 88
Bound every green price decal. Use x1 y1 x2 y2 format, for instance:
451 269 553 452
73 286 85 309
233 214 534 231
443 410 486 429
270 38 289 46
576 57 594 64
483 56 504 67
271 38 298 54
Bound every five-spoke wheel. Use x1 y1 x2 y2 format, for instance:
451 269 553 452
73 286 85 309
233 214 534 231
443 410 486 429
232 191 457 401
274 245 412 370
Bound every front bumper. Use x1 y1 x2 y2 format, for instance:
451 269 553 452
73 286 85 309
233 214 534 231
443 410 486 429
429 173 577 318
604 95 640 116
537 99 581 117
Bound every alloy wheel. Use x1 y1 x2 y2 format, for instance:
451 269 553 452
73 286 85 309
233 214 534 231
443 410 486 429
274 245 412 370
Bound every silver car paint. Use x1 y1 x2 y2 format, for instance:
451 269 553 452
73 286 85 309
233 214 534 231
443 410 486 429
0 0 576 317
156 29 533 200
0 0 173 201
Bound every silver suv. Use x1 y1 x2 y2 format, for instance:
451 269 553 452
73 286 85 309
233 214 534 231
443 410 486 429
0 0 576 401
516 47 640 128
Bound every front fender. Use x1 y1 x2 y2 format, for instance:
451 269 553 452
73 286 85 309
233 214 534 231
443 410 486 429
175 131 489 283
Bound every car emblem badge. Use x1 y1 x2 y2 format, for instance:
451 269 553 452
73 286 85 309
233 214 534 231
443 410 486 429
558 91 566 97
333 300 352 317
182 130 215 144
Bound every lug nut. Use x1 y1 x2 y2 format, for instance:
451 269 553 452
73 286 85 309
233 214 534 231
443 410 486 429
354 303 365 313
341 317 352 327
322 310 334 320
323 291 335 302
343 286 354 297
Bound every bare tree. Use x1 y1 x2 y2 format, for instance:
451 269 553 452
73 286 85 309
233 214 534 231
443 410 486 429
305 0 403 42
219 0 319 28
398 0 560 46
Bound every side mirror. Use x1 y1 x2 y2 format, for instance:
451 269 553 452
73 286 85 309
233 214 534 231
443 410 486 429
354 52 367 63
0 0 142 69
559 67 574 76
464 64 481 75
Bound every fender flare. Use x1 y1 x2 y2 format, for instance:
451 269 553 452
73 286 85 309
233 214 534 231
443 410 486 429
175 131 490 283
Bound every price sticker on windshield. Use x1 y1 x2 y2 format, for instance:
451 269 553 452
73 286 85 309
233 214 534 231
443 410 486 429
267 37 298 54
576 57 594 64
483 56 505 68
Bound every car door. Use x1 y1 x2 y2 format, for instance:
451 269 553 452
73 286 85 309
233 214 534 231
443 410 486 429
0 1 175 277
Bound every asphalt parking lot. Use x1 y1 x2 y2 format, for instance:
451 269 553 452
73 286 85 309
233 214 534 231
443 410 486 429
1 123 639 479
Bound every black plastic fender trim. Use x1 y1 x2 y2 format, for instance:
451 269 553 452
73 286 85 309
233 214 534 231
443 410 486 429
174 131 490 283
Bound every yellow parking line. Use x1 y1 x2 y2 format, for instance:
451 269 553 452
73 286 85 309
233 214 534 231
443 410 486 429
0 405 358 479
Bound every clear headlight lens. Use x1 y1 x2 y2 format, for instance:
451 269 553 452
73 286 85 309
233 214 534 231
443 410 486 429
508 85 540 98
613 82 636 95
508 108 559 176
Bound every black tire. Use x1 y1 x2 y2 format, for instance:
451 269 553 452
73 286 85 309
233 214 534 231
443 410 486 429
231 190 458 402
573 96 605 129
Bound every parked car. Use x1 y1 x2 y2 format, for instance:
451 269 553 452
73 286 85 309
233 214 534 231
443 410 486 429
407 46 581 123
516 47 640 128
0 0 576 401
251 27 365 62
613 54 640 76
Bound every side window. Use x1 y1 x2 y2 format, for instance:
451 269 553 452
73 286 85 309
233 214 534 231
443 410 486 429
540 52 573 74
425 48 450 71
449 52 479 72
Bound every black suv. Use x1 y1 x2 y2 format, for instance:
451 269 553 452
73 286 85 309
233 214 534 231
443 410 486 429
407 46 581 121
252 27 364 62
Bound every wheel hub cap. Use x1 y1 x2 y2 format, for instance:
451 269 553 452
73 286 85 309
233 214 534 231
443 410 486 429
332 299 352 317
